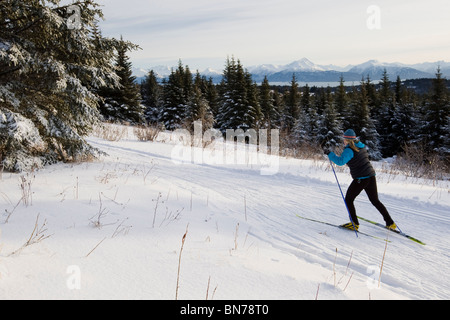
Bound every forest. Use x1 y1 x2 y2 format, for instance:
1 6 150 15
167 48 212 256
134 57 449 169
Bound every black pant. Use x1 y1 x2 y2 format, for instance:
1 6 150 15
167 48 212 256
345 176 394 226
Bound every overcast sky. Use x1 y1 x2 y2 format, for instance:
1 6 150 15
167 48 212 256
95 0 450 70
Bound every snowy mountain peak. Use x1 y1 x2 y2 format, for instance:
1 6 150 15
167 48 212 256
348 60 385 73
365 59 382 65
201 67 222 76
284 58 325 72
247 64 281 74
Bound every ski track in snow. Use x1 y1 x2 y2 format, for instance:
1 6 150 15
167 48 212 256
0 132 449 300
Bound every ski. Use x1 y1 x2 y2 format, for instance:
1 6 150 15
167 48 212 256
357 216 426 246
295 214 390 242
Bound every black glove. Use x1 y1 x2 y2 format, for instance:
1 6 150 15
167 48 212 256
323 147 332 156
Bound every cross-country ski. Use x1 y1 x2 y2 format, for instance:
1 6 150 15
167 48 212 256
358 216 426 246
295 214 390 242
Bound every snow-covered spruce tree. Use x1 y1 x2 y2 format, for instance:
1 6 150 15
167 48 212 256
184 85 214 134
194 72 219 118
347 79 381 160
420 68 449 159
0 0 138 171
98 36 143 124
244 71 262 130
259 76 280 130
291 86 320 150
281 74 300 133
317 88 342 152
388 76 418 155
376 70 397 158
140 70 162 124
335 76 349 128
216 57 259 132
159 61 193 130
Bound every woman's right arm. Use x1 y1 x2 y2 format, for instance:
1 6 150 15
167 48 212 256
328 148 354 166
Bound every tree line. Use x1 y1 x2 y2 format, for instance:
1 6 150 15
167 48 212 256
112 55 448 166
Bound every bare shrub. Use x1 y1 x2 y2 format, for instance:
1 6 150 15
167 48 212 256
392 142 449 181
133 124 163 142
93 123 128 141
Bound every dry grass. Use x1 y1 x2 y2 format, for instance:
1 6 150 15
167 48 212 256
133 125 162 142
92 123 128 141
9 213 52 256
176 224 189 300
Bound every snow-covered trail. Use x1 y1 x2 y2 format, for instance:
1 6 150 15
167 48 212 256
0 134 449 300
88 136 450 299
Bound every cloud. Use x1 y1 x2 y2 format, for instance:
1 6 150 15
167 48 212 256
96 0 450 69
98 0 270 36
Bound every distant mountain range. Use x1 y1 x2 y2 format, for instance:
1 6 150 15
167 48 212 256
134 58 450 85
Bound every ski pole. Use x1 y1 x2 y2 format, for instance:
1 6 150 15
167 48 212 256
328 158 358 237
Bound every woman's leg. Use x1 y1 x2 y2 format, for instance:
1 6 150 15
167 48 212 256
344 179 365 225
364 177 394 226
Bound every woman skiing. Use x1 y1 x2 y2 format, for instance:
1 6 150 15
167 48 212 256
327 129 396 231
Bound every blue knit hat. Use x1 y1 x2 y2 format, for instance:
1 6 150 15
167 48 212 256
343 129 357 140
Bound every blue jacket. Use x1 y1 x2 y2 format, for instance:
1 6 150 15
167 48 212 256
328 142 376 179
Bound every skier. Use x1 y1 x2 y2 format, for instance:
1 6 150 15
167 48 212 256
327 129 396 231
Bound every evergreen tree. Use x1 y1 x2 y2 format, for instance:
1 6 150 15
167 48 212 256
159 68 187 130
365 75 380 113
376 70 397 157
318 88 342 152
141 70 162 124
292 84 319 148
259 76 280 129
300 84 311 113
379 70 392 102
282 74 300 132
204 77 219 118
98 36 143 124
184 85 214 134
182 62 193 101
291 108 311 147
387 77 418 157
271 89 284 129
348 80 381 160
314 87 327 115
157 60 197 130
421 67 449 157
244 72 262 129
391 98 418 154
394 76 404 105
216 57 257 132
217 57 242 131
335 76 349 128
0 0 138 171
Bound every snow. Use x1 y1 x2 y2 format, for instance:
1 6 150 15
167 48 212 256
0 126 449 300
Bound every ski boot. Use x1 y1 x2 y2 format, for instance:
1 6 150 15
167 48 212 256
386 223 397 231
340 222 359 231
